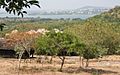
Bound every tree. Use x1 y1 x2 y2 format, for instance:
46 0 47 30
0 0 40 17
0 23 5 31
82 45 108 68
83 46 99 67
35 29 82 71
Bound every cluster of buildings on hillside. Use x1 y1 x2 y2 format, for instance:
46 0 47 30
37 6 109 15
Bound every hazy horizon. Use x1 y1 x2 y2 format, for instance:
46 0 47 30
0 0 120 11
0 0 120 17
20 0 120 12
38 0 120 11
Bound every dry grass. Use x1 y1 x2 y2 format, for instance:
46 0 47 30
0 55 120 75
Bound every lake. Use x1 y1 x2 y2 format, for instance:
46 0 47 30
27 14 97 19
0 14 98 19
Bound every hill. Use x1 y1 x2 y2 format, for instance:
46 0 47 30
89 6 120 22
65 6 120 54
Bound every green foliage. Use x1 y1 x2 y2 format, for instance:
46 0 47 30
83 46 97 59
35 6 120 58
0 20 81 37
65 19 120 55
35 30 83 56
64 6 120 57
0 0 40 17
35 35 57 55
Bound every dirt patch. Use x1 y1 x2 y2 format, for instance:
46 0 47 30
0 55 120 75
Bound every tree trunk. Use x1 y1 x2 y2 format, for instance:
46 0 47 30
59 56 65 71
80 57 84 67
18 51 24 75
49 56 53 64
82 58 84 67
79 56 82 67
32 54 33 58
85 59 89 68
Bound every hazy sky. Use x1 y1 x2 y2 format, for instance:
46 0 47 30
0 0 120 15
36 0 120 10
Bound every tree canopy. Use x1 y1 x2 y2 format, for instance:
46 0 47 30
0 0 40 17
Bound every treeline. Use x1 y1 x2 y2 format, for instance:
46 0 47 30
0 19 82 37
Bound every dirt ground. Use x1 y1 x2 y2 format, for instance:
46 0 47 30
0 55 120 75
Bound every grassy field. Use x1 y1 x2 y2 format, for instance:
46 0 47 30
0 55 120 75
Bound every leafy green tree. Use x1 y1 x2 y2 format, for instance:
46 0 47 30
35 29 82 71
35 34 57 56
83 45 108 67
0 0 40 17
67 36 85 67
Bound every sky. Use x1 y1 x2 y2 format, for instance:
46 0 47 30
36 0 120 11
0 0 120 16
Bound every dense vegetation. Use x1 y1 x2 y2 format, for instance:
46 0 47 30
0 19 82 37
65 6 120 55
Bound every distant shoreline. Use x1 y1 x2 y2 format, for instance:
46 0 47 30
0 14 98 19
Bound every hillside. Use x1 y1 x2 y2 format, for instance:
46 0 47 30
89 6 120 22
65 6 120 54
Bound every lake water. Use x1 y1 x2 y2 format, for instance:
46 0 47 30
27 14 97 19
0 14 98 19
